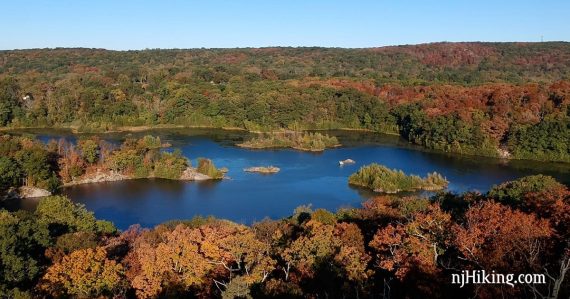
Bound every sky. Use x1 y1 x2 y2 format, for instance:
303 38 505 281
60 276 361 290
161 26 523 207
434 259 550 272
1 0 569 50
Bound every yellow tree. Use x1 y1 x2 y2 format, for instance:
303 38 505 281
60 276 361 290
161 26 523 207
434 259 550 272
128 222 275 298
40 247 126 298
282 220 371 284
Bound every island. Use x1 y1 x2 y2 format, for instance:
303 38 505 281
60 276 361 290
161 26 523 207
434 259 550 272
65 142 226 185
237 131 341 152
244 166 280 174
348 163 448 193
0 134 225 201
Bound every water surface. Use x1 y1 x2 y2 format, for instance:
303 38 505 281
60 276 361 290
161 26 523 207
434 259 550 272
10 129 570 230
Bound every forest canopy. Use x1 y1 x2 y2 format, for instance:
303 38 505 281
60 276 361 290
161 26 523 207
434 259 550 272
1 43 569 162
1 42 569 298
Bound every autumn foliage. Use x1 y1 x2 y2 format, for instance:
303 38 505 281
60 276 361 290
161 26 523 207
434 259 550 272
40 247 126 298
0 133 569 299
1 43 569 162
1 174 568 298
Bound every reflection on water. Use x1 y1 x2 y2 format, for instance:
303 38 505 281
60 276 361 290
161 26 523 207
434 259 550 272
7 128 570 230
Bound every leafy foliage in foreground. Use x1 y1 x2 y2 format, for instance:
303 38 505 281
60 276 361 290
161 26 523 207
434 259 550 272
488 174 569 206
0 196 117 297
1 175 568 298
349 163 448 193
39 247 126 298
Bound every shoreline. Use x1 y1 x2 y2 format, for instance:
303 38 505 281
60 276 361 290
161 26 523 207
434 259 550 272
63 167 219 187
3 125 569 164
0 124 392 135
0 124 249 134
237 143 342 152
350 182 448 194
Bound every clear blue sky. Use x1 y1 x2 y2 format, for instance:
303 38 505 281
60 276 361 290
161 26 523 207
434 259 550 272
1 0 569 50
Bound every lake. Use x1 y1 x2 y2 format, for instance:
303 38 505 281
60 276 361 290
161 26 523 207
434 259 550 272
11 128 570 230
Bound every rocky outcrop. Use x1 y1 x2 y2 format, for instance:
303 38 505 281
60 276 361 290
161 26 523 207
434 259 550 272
19 186 51 198
373 188 399 194
244 166 280 174
63 167 221 187
179 167 213 181
497 147 511 159
64 170 130 186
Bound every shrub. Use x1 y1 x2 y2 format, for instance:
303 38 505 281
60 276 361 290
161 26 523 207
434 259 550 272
153 150 188 179
488 175 565 204
196 158 224 179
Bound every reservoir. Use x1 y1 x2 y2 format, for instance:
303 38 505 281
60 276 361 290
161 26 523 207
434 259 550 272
12 128 570 230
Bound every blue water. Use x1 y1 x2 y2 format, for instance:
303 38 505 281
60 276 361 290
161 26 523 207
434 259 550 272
12 129 570 230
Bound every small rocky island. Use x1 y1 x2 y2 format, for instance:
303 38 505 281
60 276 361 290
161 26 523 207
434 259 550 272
244 166 280 174
339 159 355 165
238 131 340 152
348 163 448 193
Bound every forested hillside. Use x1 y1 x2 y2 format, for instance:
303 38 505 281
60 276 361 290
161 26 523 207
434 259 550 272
1 42 569 161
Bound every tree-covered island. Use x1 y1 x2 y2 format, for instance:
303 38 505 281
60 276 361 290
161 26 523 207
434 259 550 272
238 131 340 152
349 163 448 193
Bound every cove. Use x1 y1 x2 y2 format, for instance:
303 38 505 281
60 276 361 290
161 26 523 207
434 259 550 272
11 128 570 230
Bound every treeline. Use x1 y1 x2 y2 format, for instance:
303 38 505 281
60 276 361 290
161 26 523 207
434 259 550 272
0 175 568 298
0 43 569 162
0 135 221 197
2 43 570 84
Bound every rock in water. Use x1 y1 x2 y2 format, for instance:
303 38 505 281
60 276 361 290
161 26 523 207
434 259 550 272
243 166 280 174
339 159 356 165
180 167 213 180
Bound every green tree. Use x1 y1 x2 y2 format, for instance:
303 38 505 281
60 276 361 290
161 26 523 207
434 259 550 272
0 156 22 192
196 158 224 179
153 150 188 179
0 77 20 126
35 196 116 236
14 145 60 192
0 210 50 294
78 139 99 164
488 175 566 205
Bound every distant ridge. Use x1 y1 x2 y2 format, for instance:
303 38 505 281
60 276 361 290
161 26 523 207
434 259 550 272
1 41 569 52
2 42 569 84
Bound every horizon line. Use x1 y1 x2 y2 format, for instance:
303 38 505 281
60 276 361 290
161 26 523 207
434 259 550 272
1 40 568 52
